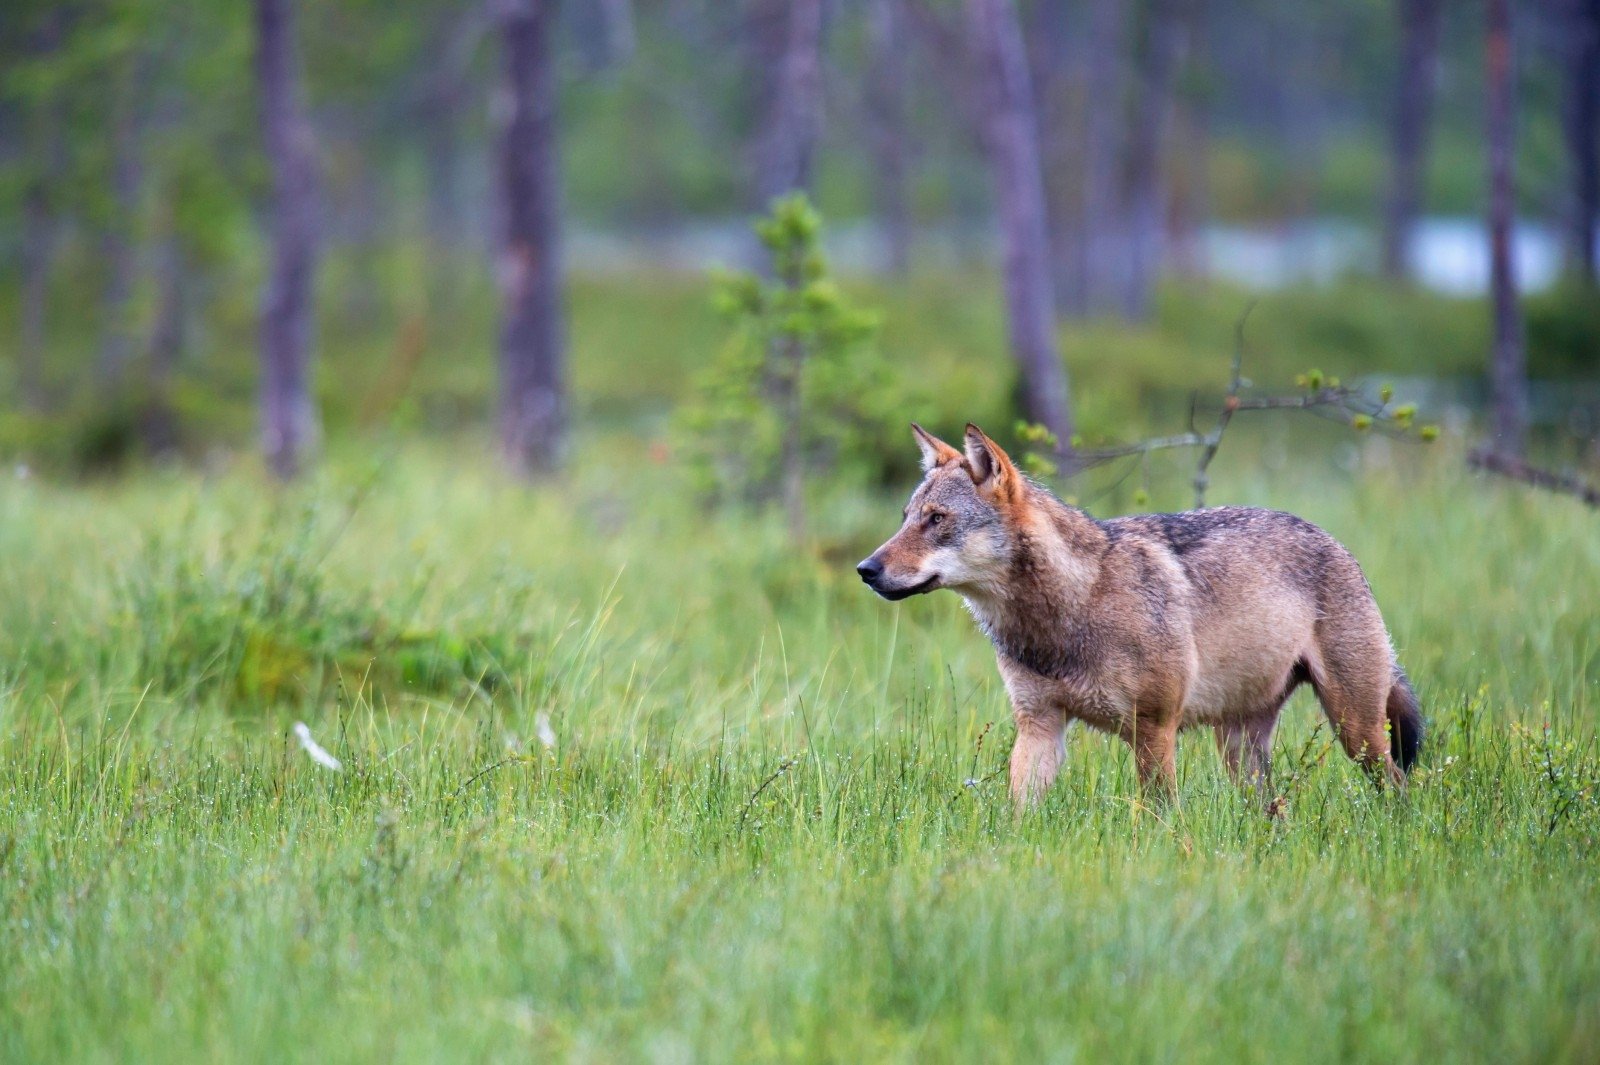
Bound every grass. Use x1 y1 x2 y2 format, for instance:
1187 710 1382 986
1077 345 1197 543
1 421 1597 1061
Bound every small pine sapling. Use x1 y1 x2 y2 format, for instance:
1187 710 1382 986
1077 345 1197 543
678 194 898 539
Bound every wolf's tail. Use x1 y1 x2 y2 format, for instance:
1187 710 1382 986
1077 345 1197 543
1386 666 1424 773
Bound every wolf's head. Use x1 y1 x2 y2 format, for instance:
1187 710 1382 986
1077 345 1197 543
857 423 1024 601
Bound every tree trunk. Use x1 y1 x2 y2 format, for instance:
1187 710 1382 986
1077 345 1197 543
422 6 491 314
98 86 144 391
1168 0 1211 279
1486 0 1527 459
422 47 466 315
574 0 635 69
17 11 66 414
1028 0 1085 316
866 0 912 275
600 0 636 64
144 178 187 451
424 87 464 250
968 0 1074 448
1081 0 1125 314
148 239 185 391
1383 0 1442 280
1271 15 1326 260
1562 0 1599 282
1120 0 1181 323
19 182 55 413
755 0 824 208
496 0 566 477
425 5 491 247
142 227 186 456
255 0 321 480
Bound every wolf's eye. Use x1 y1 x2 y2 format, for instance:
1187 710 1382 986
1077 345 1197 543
927 512 943 527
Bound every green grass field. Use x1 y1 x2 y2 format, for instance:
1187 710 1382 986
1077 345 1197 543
2 275 1598 1062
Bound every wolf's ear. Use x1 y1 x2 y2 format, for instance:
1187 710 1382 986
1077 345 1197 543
911 423 961 471
964 423 1018 493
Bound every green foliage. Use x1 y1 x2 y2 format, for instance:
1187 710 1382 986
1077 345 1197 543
677 195 903 505
1013 420 1061 478
111 510 394 701
1527 281 1600 379
0 398 152 477
1286 370 1439 441
0 375 251 477
52 501 526 704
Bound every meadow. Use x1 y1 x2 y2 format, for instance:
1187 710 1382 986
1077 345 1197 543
1 273 1598 1062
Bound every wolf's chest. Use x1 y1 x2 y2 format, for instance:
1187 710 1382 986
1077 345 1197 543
986 618 1135 725
995 651 1129 730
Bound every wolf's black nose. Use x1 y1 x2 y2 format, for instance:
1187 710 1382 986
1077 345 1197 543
856 557 884 584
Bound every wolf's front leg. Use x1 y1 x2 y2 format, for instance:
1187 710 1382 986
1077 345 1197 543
1009 711 1067 808
1214 715 1276 792
1130 716 1179 800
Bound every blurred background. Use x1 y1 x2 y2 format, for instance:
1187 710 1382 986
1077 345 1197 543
0 0 1596 489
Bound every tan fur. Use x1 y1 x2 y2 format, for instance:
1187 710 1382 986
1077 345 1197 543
859 423 1420 809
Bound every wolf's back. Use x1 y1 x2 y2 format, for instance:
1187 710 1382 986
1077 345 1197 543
1105 506 1348 604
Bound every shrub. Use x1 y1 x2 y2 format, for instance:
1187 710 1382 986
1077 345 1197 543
676 194 906 536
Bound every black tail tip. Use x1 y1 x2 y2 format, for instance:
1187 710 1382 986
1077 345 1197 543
1388 674 1424 772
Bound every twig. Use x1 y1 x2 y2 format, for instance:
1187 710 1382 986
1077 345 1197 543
737 755 800 832
1189 308 1254 506
949 762 1008 806
1468 448 1600 509
1072 432 1209 466
1055 305 1431 508
444 755 530 804
966 720 994 783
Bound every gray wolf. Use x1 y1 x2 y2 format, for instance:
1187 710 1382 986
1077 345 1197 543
857 423 1423 807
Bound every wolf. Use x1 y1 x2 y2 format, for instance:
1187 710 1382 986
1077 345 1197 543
857 423 1423 807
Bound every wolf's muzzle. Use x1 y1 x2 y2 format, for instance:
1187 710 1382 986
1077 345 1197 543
856 557 885 585
857 556 938 601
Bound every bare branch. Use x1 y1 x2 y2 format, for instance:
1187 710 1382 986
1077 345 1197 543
1045 306 1433 508
1072 433 1208 466
1468 449 1600 508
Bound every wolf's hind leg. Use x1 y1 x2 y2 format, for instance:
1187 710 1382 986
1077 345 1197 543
1009 712 1067 808
1214 716 1276 792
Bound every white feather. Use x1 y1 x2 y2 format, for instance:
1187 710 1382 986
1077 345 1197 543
292 721 343 772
